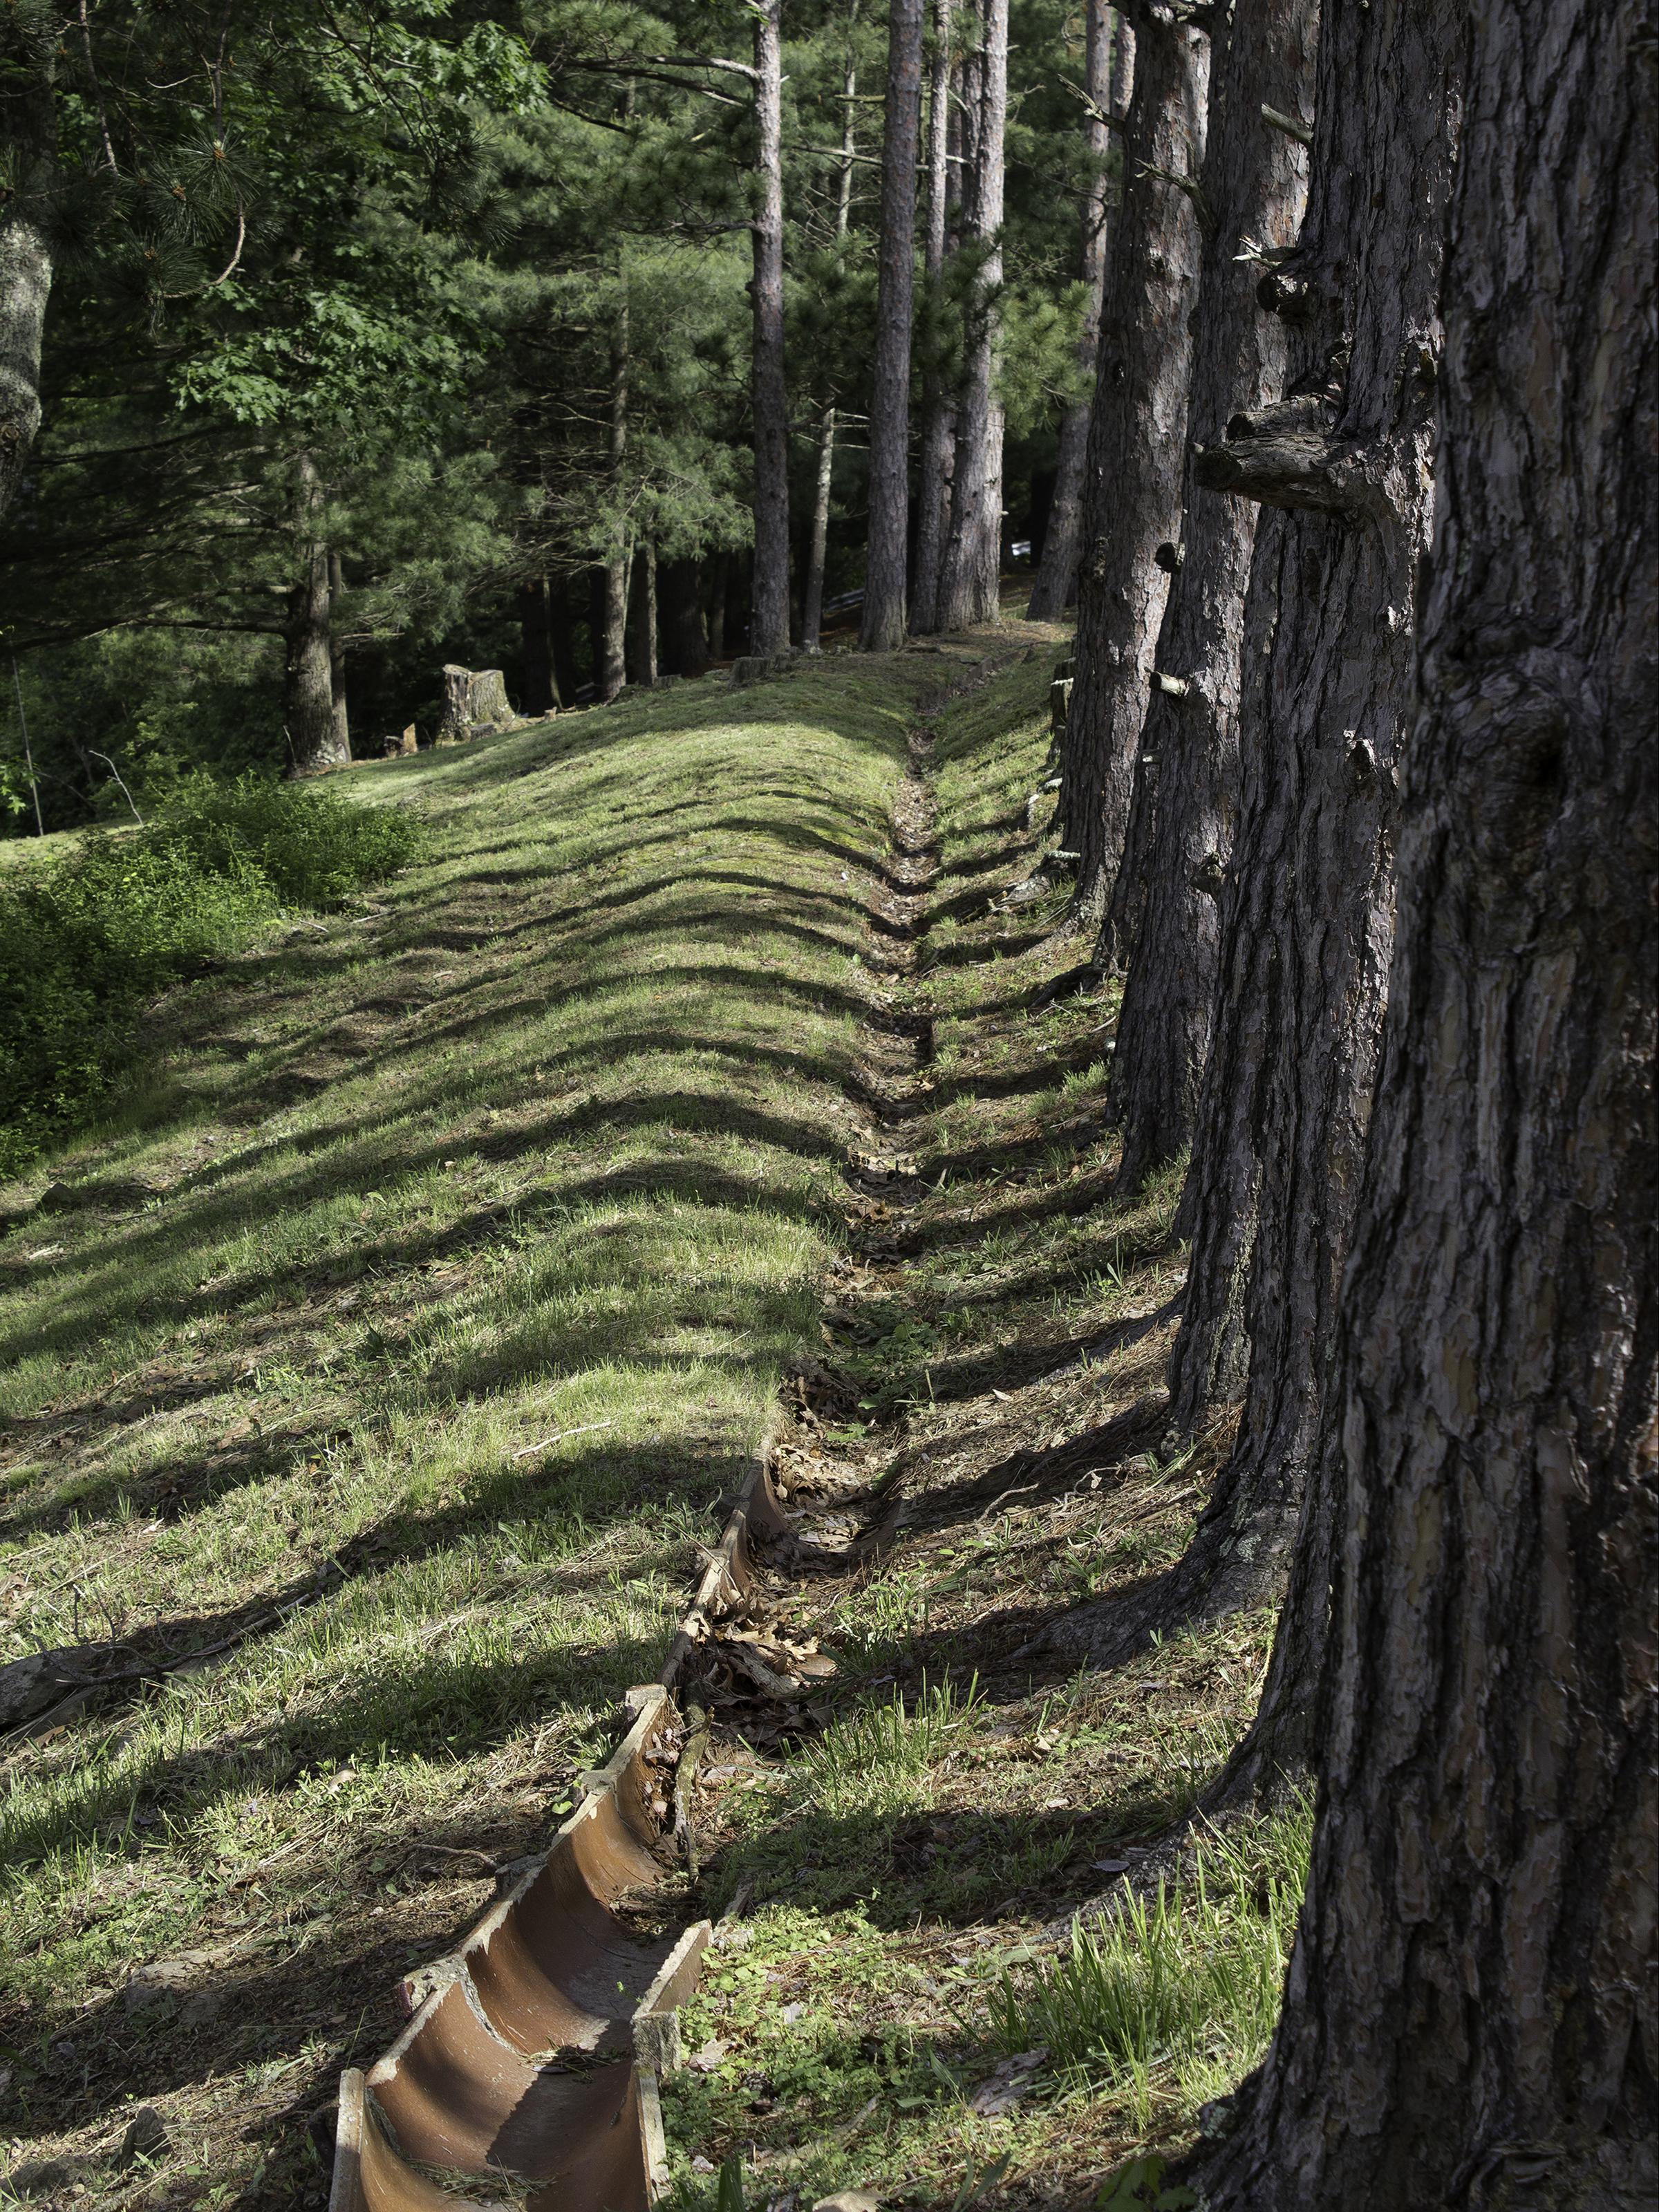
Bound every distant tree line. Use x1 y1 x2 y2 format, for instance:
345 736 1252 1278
0 0 1105 807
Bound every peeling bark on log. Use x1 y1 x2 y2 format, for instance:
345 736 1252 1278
1193 0 1658 2194
1056 6 1210 930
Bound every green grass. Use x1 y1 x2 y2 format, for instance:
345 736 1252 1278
988 1800 1311 2123
0 650 968 2197
0 778 428 1175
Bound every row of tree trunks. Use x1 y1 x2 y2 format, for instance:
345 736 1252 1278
934 0 1009 632
909 0 958 638
859 0 924 650
1193 0 1657 2194
1025 1 1127 623
1101 0 1315 1185
748 0 791 657
1155 0 1465 1792
1055 6 1208 930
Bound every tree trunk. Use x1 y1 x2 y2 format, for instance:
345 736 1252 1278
327 550 352 759
1100 0 1315 1188
600 293 630 703
910 0 958 637
1091 0 1461 1792
860 0 924 650
518 575 559 715
1055 8 1208 930
1025 3 1129 621
704 553 728 658
749 0 791 657
802 402 838 650
549 577 579 704
805 52 859 653
659 559 709 677
1195 0 1658 2196
283 456 348 778
935 0 1009 632
0 54 55 528
628 539 659 686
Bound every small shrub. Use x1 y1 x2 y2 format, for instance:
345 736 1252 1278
0 778 427 1175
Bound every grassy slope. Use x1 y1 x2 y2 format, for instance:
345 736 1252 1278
1 635 1304 2211
0 658 929 2197
657 655 1301 2206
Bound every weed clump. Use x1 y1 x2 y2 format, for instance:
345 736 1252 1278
988 1798 1312 2124
0 777 426 1173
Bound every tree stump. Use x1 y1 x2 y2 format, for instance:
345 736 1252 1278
436 666 512 745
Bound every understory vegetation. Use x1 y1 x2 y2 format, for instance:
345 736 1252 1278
0 783 427 1175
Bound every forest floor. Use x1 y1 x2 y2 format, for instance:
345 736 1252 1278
0 622 1297 2210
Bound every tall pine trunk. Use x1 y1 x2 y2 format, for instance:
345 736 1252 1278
518 575 560 713
283 455 348 778
1055 8 1208 932
1025 2 1127 621
860 0 924 650
628 540 658 686
1094 0 1465 1749
0 47 54 527
935 0 1009 632
804 52 859 652
328 550 351 758
600 294 630 703
1196 0 1657 2193
1099 0 1315 1185
749 0 791 656
910 0 957 637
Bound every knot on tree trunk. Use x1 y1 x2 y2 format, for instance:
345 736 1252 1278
1192 395 1376 517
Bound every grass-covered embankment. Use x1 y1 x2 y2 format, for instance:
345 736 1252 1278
657 644 1304 2206
0 657 930 2200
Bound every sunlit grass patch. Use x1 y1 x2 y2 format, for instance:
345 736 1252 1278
989 1799 1311 2124
0 648 962 2196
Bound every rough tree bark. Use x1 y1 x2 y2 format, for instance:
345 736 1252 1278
1194 0 1657 2196
327 550 352 757
805 49 859 651
1055 6 1208 930
1100 0 1315 1183
518 574 561 713
659 559 709 677
599 292 630 703
283 456 348 778
1025 2 1130 621
0 45 54 527
910 0 958 637
935 0 1009 631
628 539 658 687
1051 0 1462 1678
749 0 791 657
860 0 924 650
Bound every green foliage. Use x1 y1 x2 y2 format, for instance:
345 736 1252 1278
1095 2155 1198 2211
988 1800 1312 2124
0 780 425 1173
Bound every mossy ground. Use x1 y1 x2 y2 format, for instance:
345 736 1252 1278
1 626 1300 2211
